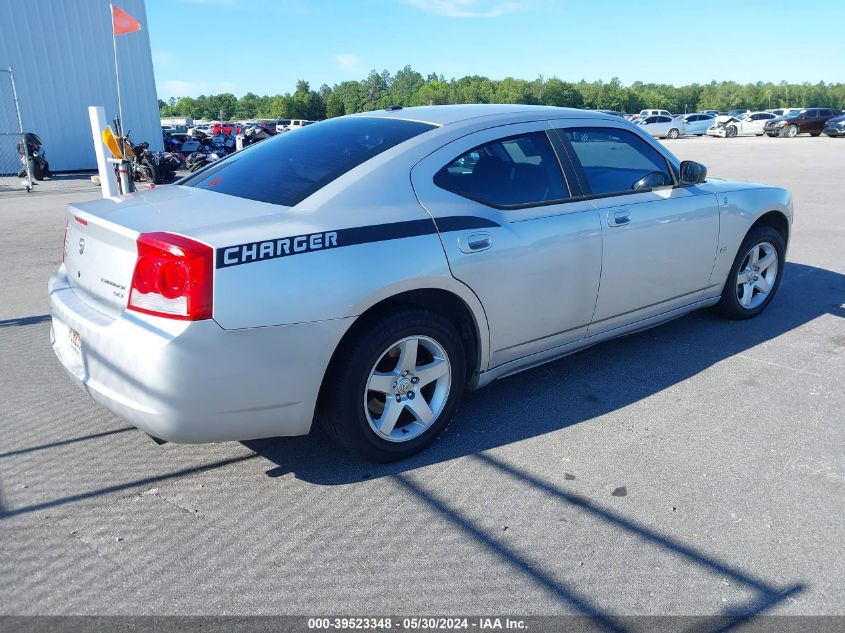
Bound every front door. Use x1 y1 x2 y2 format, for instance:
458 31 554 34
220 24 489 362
554 123 721 334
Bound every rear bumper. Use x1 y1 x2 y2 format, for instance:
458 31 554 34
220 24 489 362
49 267 352 443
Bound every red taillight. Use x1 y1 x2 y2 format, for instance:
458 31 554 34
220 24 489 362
127 232 213 320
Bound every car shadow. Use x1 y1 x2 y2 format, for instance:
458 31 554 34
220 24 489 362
244 261 844 484
239 261 838 627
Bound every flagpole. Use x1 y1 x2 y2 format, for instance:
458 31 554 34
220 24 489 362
110 4 125 158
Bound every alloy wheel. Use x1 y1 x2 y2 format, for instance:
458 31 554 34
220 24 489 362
735 241 779 310
364 336 452 442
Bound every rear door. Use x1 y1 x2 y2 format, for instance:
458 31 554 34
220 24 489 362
751 113 775 134
411 121 602 368
553 122 720 335
802 109 819 133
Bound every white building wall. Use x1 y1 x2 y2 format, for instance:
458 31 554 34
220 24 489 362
0 0 160 171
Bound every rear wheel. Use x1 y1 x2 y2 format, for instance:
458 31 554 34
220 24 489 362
320 309 466 462
716 226 784 320
667 128 680 139
810 132 821 137
785 125 799 138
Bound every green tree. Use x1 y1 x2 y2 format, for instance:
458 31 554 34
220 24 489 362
157 68 844 122
237 92 259 119
326 91 345 118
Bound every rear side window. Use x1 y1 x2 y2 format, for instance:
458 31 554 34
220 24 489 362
180 117 435 206
433 131 569 208
559 127 673 196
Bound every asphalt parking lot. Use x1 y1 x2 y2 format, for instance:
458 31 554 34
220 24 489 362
1 136 843 620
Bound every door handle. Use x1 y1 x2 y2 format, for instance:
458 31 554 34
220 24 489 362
608 209 631 227
458 232 492 253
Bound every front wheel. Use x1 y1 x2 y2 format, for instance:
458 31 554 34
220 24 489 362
667 128 680 140
785 125 799 138
726 126 738 138
716 226 785 320
320 309 466 462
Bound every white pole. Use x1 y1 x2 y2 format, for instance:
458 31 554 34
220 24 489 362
88 106 119 198
7 67 33 192
109 4 125 156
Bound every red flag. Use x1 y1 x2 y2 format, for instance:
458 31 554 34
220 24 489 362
112 5 141 36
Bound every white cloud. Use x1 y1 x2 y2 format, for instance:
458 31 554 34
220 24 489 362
406 0 527 18
335 54 362 72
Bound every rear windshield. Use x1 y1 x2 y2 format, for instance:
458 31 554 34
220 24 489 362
180 117 435 206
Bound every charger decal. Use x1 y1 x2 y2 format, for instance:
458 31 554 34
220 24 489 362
216 216 499 269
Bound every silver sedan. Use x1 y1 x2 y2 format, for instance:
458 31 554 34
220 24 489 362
50 105 793 461
636 114 685 139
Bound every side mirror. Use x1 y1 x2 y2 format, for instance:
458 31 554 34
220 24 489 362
680 160 707 185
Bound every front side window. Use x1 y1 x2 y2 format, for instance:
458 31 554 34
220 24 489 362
560 126 674 196
434 131 568 208
181 117 435 206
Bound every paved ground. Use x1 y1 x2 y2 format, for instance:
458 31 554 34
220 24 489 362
1 136 843 620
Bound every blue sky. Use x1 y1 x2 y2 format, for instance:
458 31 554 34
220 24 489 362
148 0 844 99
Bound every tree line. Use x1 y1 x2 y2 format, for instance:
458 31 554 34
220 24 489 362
158 67 845 121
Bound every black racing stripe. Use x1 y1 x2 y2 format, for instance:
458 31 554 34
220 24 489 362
215 216 501 269
435 216 500 232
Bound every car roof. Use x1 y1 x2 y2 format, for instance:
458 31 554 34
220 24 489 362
348 104 608 127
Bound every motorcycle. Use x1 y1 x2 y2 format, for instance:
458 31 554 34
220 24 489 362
122 132 181 185
242 124 275 146
186 150 223 173
162 131 182 153
16 132 51 181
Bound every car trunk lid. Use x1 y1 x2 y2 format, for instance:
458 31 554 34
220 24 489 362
62 185 289 318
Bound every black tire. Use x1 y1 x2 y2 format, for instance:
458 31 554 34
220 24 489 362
30 158 44 181
726 125 738 138
320 309 466 462
766 132 777 137
810 132 821 137
716 226 785 320
785 125 799 138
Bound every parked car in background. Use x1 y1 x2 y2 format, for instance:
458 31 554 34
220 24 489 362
768 108 801 118
629 109 672 123
681 113 715 136
822 113 845 137
706 115 738 137
710 111 778 137
596 109 624 117
763 108 842 137
49 105 793 461
727 109 750 118
637 114 684 139
275 119 314 132
700 110 720 116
